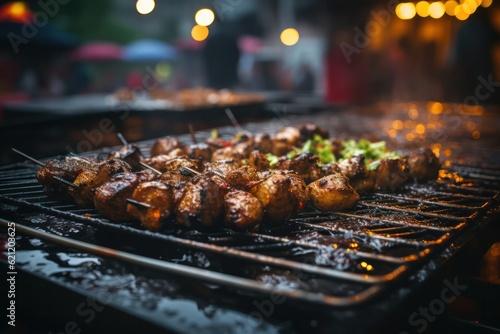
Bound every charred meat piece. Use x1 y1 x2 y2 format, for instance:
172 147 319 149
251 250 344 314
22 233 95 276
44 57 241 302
275 127 301 147
337 155 375 193
150 136 182 157
308 173 359 211
277 170 309 211
94 172 144 221
204 159 240 176
36 156 96 199
321 162 341 177
108 144 143 170
330 138 343 160
224 189 264 230
184 143 212 163
211 142 250 162
127 181 174 231
69 160 133 207
253 133 273 154
350 171 376 194
337 155 366 179
299 123 329 142
144 156 200 174
375 158 410 191
231 131 254 145
206 136 230 150
250 170 307 224
278 152 323 183
174 172 224 227
248 150 270 171
224 166 260 190
407 148 441 182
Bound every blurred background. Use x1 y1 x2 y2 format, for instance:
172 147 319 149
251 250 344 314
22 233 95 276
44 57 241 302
0 0 499 101
0 0 499 162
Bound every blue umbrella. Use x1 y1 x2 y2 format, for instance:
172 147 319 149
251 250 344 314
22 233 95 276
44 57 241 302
123 39 177 61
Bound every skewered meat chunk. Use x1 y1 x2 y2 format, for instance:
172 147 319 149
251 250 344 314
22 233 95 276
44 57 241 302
278 152 323 183
407 148 440 181
150 136 182 157
94 170 157 221
248 150 270 171
144 156 200 174
36 156 96 199
253 133 273 153
211 142 250 162
307 173 359 211
299 123 329 142
337 155 375 193
224 189 264 230
337 155 366 179
350 171 376 194
108 144 143 170
231 131 254 145
127 181 174 231
184 143 212 162
250 170 307 224
275 127 301 147
205 159 240 176
321 162 341 176
276 170 309 211
174 172 224 227
68 160 133 207
375 158 409 191
224 166 260 190
206 136 229 150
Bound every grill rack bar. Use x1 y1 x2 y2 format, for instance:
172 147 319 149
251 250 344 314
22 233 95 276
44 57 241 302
0 218 382 307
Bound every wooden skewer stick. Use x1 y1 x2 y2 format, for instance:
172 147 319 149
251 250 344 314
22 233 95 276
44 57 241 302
225 108 243 132
188 124 198 144
53 176 77 188
138 161 162 176
11 148 44 166
126 198 152 209
117 132 128 146
67 151 91 162
179 166 200 176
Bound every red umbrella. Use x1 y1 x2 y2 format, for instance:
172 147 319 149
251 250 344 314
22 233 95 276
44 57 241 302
71 42 122 61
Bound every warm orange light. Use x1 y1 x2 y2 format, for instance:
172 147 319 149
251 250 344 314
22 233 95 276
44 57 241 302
280 28 300 46
409 108 419 119
428 101 444 114
416 124 426 134
396 3 417 19
0 1 31 22
392 120 404 129
416 1 430 17
462 0 477 13
191 25 209 41
454 4 470 20
472 131 480 139
445 0 458 15
429 2 446 18
481 0 492 7
466 121 476 131
195 8 215 26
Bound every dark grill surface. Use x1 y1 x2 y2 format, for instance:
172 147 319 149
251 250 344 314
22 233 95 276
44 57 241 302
1 102 499 332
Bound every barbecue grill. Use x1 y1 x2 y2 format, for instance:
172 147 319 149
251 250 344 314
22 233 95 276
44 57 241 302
1 102 499 333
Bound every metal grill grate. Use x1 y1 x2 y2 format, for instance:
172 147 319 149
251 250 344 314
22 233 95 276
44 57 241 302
1 131 499 307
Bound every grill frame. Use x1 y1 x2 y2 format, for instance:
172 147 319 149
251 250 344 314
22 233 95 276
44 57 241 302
1 132 498 308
